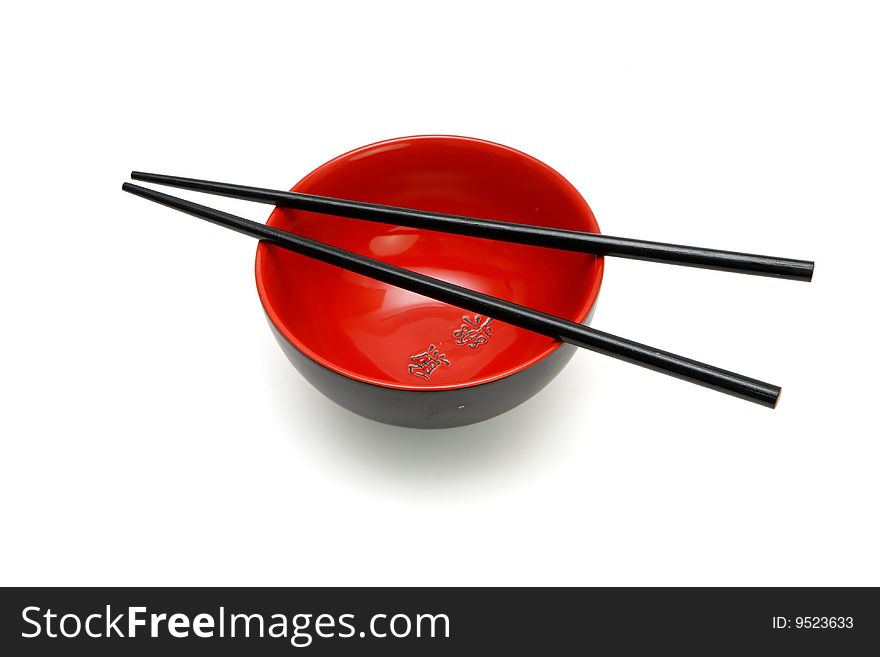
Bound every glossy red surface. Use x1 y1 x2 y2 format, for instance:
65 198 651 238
255 136 603 390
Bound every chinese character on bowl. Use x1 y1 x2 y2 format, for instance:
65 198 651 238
452 315 495 349
407 344 451 381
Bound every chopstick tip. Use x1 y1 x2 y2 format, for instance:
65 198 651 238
771 386 782 409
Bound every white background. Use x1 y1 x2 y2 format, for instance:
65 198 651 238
1 1 878 586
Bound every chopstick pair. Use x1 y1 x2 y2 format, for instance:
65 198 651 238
122 174 806 408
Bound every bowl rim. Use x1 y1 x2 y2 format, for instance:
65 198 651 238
255 134 605 391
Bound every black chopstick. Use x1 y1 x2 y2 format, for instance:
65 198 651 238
131 171 814 282
122 182 782 407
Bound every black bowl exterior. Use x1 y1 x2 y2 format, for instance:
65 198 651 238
267 304 597 429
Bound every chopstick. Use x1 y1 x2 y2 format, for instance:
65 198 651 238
122 182 782 408
131 171 814 282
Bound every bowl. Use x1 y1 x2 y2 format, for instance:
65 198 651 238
255 135 603 428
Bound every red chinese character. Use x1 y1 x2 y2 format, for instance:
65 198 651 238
452 315 495 349
408 344 451 380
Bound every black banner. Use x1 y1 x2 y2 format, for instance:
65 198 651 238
1 587 876 655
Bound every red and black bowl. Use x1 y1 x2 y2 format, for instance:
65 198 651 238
255 136 604 428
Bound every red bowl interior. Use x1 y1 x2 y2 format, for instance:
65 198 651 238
255 136 603 390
